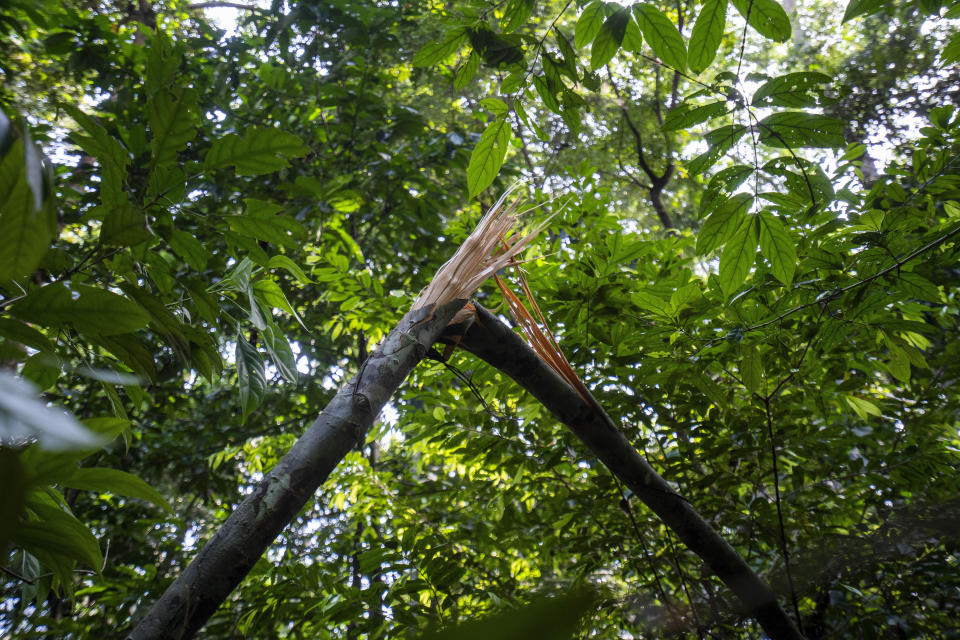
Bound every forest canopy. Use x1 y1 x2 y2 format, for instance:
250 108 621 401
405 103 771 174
1 0 959 638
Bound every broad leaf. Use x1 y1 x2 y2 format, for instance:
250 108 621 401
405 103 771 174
718 215 758 297
60 104 129 207
741 346 763 394
757 211 796 285
688 124 747 176
842 0 885 22
268 254 313 284
575 1 608 49
757 112 845 148
205 127 308 176
0 372 103 450
944 31 960 65
467 118 511 197
100 202 153 246
662 101 727 131
730 0 791 43
236 334 266 424
17 498 103 571
0 136 56 282
590 8 629 70
752 72 833 108
261 323 298 384
64 467 173 512
412 29 466 66
455 52 481 91
11 282 150 336
227 199 301 248
697 193 753 255
501 0 535 33
633 4 687 71
688 0 727 74
169 229 209 271
0 317 56 354
148 87 198 169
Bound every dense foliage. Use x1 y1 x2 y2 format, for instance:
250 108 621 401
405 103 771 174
1 0 959 637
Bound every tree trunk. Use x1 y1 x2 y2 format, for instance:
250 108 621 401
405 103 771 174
456 303 806 640
128 300 466 640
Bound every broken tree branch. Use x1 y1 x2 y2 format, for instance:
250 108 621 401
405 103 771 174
456 303 806 640
128 299 466 640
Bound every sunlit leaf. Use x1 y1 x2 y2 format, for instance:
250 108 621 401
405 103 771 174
688 0 726 74
633 3 687 70
757 211 796 285
718 215 758 297
467 118 511 197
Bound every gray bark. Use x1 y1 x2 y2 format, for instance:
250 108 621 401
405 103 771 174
456 303 806 640
128 299 466 640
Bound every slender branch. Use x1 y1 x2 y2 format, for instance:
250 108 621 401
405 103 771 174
459 304 806 640
746 222 960 333
764 398 803 634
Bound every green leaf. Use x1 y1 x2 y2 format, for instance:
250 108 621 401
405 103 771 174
480 97 509 118
718 215 758 297
16 499 103 571
415 589 596 640
575 1 607 49
261 323 298 384
63 467 173 512
10 282 150 336
697 193 753 254
0 372 104 450
757 112 845 148
591 8 629 70
268 254 313 284
148 87 198 169
622 16 644 53
842 0 885 22
253 278 307 330
466 27 525 67
752 72 833 108
0 137 57 283
236 334 266 424
89 333 159 383
632 291 674 318
218 256 257 293
662 101 727 131
454 52 481 92
169 230 209 271
227 199 301 248
886 343 911 382
100 201 153 246
467 118 511 197
0 449 27 554
688 124 747 176
0 317 56 354
412 29 466 66
119 284 192 359
740 346 763 394
730 0 791 42
688 0 727 74
633 4 687 71
532 75 561 114
501 0 535 33
943 31 960 65
60 104 129 207
845 395 881 419
756 212 796 285
205 127 308 176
